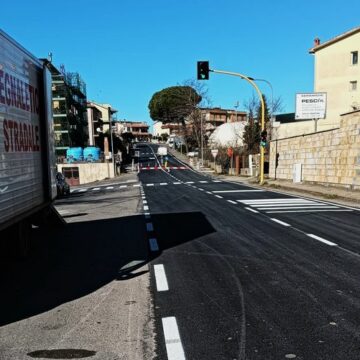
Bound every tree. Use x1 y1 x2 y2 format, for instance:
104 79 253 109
148 86 201 124
148 85 202 151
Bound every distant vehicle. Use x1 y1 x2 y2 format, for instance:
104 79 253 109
157 146 168 156
56 173 70 197
187 151 199 157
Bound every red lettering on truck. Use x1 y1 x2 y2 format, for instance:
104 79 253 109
2 118 40 153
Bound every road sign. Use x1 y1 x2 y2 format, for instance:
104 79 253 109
211 149 218 158
295 93 327 120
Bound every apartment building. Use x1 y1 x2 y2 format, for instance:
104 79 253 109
115 121 150 141
45 61 88 157
310 26 360 129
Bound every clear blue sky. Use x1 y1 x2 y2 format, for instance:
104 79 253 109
2 0 359 129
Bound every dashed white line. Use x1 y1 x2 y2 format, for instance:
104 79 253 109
146 223 154 232
206 191 212 194
160 183 168 186
198 188 204 191
78 188 88 193
144 212 151 219
154 264 169 292
307 234 338 246
173 182 181 185
149 238 159 252
215 195 223 199
143 200 148 204
92 187 100 191
270 218 291 227
144 205 149 211
133 184 141 187
199 181 208 183
106 186 114 190
119 185 128 189
213 180 222 183
146 183 154 187
162 317 186 360
185 181 194 184
245 207 259 213
227 200 237 204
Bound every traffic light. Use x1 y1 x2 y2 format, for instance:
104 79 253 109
260 130 267 147
197 61 209 80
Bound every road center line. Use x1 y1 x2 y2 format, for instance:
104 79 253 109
160 183 168 186
215 195 223 199
227 200 237 204
270 218 291 227
146 183 154 187
154 264 169 291
162 317 186 360
143 205 149 211
206 191 212 194
307 234 338 246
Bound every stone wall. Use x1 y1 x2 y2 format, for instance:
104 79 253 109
269 110 360 189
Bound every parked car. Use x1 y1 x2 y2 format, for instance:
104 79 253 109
56 172 70 197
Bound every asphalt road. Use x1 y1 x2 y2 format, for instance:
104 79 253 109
136 143 360 360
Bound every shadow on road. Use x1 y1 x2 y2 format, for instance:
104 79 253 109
0 211 215 326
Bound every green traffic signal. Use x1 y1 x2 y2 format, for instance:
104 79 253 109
197 61 209 80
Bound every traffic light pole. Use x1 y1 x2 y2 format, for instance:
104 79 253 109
211 69 265 184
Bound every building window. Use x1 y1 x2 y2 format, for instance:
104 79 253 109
350 81 357 91
351 51 358 65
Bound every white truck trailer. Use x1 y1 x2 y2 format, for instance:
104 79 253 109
0 30 57 256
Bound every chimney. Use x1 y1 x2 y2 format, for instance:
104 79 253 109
314 38 321 47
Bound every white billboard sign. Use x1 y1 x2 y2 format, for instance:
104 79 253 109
295 93 327 120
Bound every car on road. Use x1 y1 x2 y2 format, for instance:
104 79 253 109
56 172 70 197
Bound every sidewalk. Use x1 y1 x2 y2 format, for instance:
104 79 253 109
170 148 360 208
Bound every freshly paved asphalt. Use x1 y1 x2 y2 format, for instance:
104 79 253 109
137 143 360 360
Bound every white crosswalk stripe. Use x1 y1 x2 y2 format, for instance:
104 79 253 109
237 197 348 213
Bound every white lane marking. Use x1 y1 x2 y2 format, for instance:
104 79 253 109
146 183 154 187
185 181 194 184
239 198 311 203
144 205 149 211
143 200 148 204
106 186 114 190
160 183 168 186
154 264 169 292
78 188 88 193
307 234 338 247
213 180 222 183
245 207 259 213
199 181 208 183
270 218 291 227
213 189 265 193
146 223 154 232
144 212 151 219
247 202 318 207
215 195 223 199
92 187 100 191
149 238 159 252
227 200 237 204
199 188 204 191
133 184 141 187
258 206 338 210
58 210 70 215
266 209 353 214
206 191 212 194
120 185 128 189
162 317 186 360
173 182 181 185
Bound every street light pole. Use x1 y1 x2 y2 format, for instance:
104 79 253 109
211 69 266 184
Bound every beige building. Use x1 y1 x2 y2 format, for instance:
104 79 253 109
274 26 360 139
115 121 150 141
310 26 360 129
